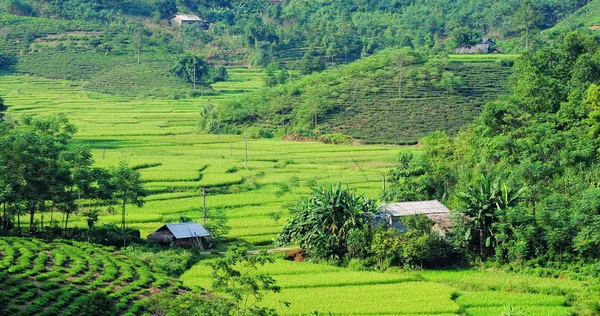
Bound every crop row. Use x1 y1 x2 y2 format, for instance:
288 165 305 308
1 238 179 315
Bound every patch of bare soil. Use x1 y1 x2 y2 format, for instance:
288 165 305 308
284 249 306 262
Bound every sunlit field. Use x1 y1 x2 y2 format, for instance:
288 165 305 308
0 70 407 244
181 257 579 315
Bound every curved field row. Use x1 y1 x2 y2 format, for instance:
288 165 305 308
181 258 578 315
0 237 181 316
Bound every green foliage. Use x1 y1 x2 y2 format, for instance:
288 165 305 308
154 0 177 20
0 237 182 315
0 96 6 121
319 133 350 144
83 209 99 229
110 161 146 231
78 291 117 316
382 31 600 267
208 245 280 316
144 291 233 316
277 183 377 260
125 244 202 277
171 54 211 86
452 26 480 48
298 48 326 75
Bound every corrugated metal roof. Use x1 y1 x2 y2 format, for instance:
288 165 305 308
381 200 451 217
173 14 204 21
163 222 210 239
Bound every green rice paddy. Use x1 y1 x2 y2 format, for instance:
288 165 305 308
0 68 586 316
181 257 580 315
0 69 403 244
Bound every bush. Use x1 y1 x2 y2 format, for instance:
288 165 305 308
319 132 350 144
144 291 232 315
247 126 273 139
496 58 515 67
77 291 117 316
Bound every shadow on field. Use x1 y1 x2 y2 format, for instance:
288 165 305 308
80 139 146 149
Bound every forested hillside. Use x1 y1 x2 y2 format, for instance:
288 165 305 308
383 31 600 270
0 0 592 75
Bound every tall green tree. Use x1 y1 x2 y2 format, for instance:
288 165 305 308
111 161 145 230
0 96 6 121
154 0 177 19
171 54 211 89
512 0 541 51
208 245 280 316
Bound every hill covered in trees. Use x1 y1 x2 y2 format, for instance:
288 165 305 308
0 0 593 90
382 31 600 270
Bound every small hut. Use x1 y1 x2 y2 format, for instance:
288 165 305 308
373 200 452 235
455 38 499 54
148 222 211 249
171 14 209 29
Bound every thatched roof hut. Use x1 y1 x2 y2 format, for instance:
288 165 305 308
148 222 211 249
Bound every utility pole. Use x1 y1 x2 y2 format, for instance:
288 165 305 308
193 64 196 90
244 129 248 170
217 117 221 143
202 188 207 226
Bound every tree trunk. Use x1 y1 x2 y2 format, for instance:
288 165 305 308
121 200 126 230
525 26 529 52
3 202 6 231
29 209 35 234
479 226 484 260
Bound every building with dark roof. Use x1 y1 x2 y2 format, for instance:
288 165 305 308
455 38 499 54
148 222 211 248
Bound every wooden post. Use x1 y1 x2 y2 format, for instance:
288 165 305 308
382 174 386 191
202 188 207 226
244 129 248 170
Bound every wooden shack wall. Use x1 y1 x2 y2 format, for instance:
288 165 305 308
174 237 209 249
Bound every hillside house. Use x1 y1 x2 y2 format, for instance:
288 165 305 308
148 222 211 249
171 14 209 29
455 38 499 54
373 200 452 235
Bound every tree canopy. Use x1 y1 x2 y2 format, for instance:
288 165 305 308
383 31 600 264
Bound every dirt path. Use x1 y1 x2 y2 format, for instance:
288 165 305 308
247 246 299 255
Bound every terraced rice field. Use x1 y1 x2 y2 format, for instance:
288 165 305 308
181 257 579 315
0 70 404 244
0 237 180 315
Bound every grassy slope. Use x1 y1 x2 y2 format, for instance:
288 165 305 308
181 257 583 315
543 0 600 36
0 70 405 245
0 237 181 315
223 51 513 144
0 13 204 98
